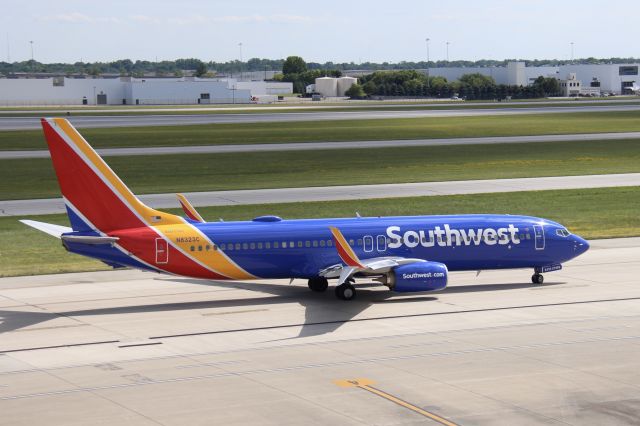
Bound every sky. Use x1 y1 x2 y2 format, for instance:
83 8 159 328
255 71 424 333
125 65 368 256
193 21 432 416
2 0 638 64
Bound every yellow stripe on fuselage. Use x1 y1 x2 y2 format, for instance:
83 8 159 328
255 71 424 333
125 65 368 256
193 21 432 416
158 224 256 279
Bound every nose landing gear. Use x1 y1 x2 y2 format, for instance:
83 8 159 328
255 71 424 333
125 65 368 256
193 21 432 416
531 273 544 284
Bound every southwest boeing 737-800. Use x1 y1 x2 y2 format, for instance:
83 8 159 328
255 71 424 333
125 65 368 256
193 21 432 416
21 118 589 300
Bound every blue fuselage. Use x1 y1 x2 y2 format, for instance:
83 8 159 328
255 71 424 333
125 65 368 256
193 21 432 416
185 214 588 279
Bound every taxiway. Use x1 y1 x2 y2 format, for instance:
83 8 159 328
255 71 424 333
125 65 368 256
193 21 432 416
0 237 639 425
2 104 640 130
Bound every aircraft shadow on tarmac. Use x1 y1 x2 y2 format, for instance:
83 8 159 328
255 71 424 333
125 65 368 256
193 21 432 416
0 280 565 339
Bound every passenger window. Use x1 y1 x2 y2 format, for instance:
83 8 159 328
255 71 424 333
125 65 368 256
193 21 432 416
357 239 363 246
349 239 355 246
221 243 226 250
305 241 311 248
327 240 333 247
377 235 387 251
312 240 318 247
264 242 270 249
235 243 241 250
363 236 374 252
275 241 280 248
320 240 325 247
290 241 295 248
213 245 218 251
206 245 210 251
190 245 195 251
198 245 202 251
250 243 255 250
297 241 303 248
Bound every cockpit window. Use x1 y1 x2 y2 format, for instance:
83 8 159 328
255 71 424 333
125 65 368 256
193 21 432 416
556 228 571 237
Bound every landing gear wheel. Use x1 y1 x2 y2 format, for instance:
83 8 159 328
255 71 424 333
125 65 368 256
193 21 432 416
308 277 329 292
531 273 544 284
335 283 356 300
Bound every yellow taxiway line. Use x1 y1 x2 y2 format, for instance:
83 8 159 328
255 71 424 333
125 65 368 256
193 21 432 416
335 378 457 426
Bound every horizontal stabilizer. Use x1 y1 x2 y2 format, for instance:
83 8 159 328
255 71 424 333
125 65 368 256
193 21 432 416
61 235 119 245
20 220 72 238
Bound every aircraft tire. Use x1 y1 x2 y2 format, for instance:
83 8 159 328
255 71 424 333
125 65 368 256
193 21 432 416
308 277 329 292
335 283 356 300
531 274 544 284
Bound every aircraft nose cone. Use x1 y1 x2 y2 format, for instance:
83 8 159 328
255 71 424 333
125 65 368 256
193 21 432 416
573 236 589 256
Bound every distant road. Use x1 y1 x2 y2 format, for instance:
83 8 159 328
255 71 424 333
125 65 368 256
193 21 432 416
1 104 640 131
3 173 638 216
4 131 640 159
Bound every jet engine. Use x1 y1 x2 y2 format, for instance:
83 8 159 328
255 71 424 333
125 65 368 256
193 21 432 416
386 262 448 292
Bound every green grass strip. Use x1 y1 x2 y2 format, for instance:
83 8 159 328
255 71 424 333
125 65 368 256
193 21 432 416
2 139 639 200
3 110 640 150
2 186 638 277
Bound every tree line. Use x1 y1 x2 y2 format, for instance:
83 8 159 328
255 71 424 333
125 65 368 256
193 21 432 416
347 70 561 100
2 56 638 77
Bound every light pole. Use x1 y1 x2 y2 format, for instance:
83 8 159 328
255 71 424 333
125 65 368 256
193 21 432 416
570 42 574 62
29 40 33 60
425 38 430 91
238 42 243 81
446 41 450 62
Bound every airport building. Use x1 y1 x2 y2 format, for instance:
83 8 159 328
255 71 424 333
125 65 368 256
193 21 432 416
0 76 293 106
346 62 640 95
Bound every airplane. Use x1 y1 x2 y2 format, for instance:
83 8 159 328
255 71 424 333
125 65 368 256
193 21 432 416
21 118 590 300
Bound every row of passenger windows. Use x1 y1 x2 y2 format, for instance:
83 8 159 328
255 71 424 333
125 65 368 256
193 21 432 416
188 233 532 252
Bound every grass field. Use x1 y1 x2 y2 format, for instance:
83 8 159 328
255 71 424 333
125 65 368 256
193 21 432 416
1 99 639 118
2 138 639 200
3 111 640 151
2 186 638 277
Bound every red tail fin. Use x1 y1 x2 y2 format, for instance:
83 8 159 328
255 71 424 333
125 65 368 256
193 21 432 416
42 118 182 232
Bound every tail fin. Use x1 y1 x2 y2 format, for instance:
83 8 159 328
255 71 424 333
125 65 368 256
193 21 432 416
41 118 182 233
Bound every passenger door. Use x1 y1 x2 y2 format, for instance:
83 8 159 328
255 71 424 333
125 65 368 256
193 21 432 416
533 225 545 250
155 238 169 264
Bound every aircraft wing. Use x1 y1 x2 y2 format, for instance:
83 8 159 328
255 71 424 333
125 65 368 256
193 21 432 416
322 227 424 283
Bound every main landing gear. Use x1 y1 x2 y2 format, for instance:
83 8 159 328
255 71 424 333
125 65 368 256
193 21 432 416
531 273 544 284
307 277 329 292
307 277 356 300
335 282 356 301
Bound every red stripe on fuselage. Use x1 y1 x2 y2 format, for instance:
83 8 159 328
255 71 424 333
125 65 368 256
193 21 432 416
109 227 226 279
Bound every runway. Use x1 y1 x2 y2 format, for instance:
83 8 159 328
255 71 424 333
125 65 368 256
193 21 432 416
4 131 640 159
1 104 640 130
3 173 639 216
0 237 639 425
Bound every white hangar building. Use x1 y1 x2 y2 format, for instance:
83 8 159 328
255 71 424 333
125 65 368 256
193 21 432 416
0 76 293 106
427 62 639 94
346 62 639 95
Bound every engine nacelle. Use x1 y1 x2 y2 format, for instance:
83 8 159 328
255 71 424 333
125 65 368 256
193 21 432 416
388 262 448 292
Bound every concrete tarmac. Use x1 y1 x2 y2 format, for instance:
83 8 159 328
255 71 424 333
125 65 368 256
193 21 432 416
2 173 639 216
4 131 640 159
0 237 639 425
2 104 640 130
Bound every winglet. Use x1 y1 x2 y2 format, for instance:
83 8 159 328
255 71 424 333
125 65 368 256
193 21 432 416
176 193 204 223
330 227 364 268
